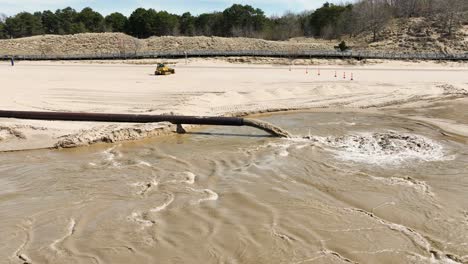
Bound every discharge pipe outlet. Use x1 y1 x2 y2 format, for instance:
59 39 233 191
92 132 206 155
0 110 291 138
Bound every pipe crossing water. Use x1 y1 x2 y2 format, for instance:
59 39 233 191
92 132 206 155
0 110 291 138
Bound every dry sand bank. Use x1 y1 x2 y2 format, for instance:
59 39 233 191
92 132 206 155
0 23 467 56
0 59 467 151
0 33 337 56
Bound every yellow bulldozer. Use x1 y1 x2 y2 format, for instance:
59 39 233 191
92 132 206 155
155 63 175 75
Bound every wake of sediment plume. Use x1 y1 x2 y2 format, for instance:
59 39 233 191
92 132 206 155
243 118 292 138
298 131 451 165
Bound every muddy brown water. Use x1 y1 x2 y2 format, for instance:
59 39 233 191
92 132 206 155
1 111 467 264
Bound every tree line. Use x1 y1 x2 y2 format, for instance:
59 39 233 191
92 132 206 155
0 0 466 41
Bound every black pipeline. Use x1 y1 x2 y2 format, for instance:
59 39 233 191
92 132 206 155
0 110 291 138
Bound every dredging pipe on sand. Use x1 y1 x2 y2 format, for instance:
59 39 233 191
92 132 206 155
0 110 291 138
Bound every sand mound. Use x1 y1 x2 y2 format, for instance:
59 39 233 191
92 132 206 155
55 123 173 148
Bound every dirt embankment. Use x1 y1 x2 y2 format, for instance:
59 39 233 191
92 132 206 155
0 17 466 56
364 18 468 53
0 33 337 56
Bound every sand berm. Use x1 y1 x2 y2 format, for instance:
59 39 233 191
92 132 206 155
1 22 467 56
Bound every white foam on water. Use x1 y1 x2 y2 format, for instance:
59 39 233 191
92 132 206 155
295 143 311 150
279 149 289 157
409 253 462 264
150 193 174 213
266 142 293 157
132 178 159 187
305 132 452 166
370 176 434 196
317 121 357 126
271 186 289 193
198 189 219 203
102 146 122 167
131 178 159 195
128 212 154 228
344 207 463 263
50 218 76 253
166 172 196 185
182 172 196 184
128 194 174 229
137 161 152 167
187 188 219 204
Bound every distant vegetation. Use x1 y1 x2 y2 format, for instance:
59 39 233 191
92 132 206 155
0 0 466 41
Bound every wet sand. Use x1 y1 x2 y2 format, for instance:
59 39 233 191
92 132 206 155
0 59 467 151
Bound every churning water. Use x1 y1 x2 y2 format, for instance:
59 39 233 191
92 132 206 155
1 111 467 264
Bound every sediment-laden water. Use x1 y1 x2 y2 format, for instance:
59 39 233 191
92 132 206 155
1 111 467 264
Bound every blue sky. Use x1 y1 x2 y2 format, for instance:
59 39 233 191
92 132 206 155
0 0 350 16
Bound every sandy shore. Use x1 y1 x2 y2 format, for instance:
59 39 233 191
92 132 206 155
0 59 467 151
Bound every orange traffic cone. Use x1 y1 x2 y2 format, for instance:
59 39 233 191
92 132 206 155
343 72 346 79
